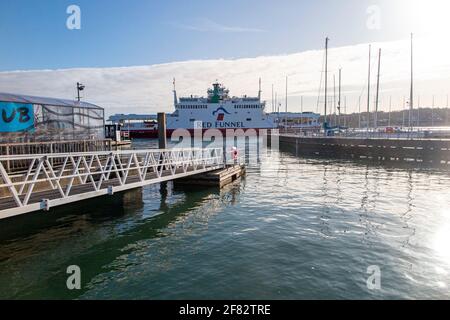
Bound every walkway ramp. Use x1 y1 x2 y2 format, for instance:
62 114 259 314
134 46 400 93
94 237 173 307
0 148 224 220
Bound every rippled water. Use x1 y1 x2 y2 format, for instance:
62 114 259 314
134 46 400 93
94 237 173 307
1 139 450 299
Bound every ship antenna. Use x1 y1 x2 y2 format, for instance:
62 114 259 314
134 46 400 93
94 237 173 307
173 78 178 105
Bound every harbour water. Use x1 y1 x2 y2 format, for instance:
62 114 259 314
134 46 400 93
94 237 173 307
1 139 450 299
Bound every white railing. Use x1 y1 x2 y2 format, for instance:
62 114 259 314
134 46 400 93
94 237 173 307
0 148 224 219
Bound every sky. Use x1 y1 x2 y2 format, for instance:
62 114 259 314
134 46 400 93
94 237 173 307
1 0 450 116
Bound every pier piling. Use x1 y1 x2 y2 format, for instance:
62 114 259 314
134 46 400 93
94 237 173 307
158 113 167 149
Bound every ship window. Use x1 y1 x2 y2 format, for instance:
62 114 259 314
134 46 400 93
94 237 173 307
246 118 252 121
190 119 195 122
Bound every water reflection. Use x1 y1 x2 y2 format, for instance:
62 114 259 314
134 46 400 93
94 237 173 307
1 140 450 299
0 177 242 299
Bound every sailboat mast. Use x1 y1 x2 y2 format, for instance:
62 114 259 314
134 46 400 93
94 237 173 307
388 96 392 127
358 96 362 129
367 44 371 133
375 48 381 130
409 33 414 131
324 37 329 131
432 95 435 126
271 84 274 113
300 95 303 126
285 76 288 129
446 94 449 126
338 68 342 127
333 74 336 126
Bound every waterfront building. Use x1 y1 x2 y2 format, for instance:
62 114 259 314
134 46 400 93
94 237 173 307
0 92 105 143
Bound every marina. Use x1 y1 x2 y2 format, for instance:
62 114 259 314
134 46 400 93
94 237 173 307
2 0 450 304
1 138 450 299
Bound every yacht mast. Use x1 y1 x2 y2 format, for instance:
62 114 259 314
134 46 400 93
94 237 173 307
409 33 414 131
338 68 342 127
285 76 288 129
324 37 329 133
375 48 381 130
367 45 371 133
271 84 274 113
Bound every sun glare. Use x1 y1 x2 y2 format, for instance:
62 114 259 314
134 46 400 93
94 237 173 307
433 221 450 266
411 0 450 36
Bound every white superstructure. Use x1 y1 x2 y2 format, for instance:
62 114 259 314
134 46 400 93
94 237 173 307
167 82 275 131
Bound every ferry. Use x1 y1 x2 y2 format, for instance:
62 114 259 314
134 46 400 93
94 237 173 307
109 82 276 138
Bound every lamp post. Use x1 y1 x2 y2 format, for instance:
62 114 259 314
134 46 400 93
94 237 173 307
77 82 85 102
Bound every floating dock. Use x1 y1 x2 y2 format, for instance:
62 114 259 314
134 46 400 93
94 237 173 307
176 164 246 188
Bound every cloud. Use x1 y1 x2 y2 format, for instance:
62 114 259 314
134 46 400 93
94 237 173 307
170 18 265 33
0 36 449 118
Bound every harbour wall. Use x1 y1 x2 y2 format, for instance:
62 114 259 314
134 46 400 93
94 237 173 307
277 135 450 164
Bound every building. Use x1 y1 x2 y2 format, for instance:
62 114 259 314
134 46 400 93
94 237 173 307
0 92 105 143
271 112 321 129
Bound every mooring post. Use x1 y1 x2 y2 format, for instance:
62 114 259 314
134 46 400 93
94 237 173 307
158 113 167 149
6 144 11 173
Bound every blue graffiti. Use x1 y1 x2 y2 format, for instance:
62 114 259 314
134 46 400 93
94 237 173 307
0 102 34 132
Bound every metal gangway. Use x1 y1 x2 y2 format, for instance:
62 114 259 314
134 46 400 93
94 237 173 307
0 148 224 220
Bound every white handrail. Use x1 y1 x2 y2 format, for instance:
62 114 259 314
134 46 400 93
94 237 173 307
0 148 225 216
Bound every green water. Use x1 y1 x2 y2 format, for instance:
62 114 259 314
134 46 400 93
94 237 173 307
1 140 450 299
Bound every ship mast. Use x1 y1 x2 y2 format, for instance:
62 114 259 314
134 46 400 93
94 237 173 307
173 78 178 105
258 78 262 100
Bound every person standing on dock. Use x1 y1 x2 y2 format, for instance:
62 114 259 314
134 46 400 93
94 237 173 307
231 147 239 164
